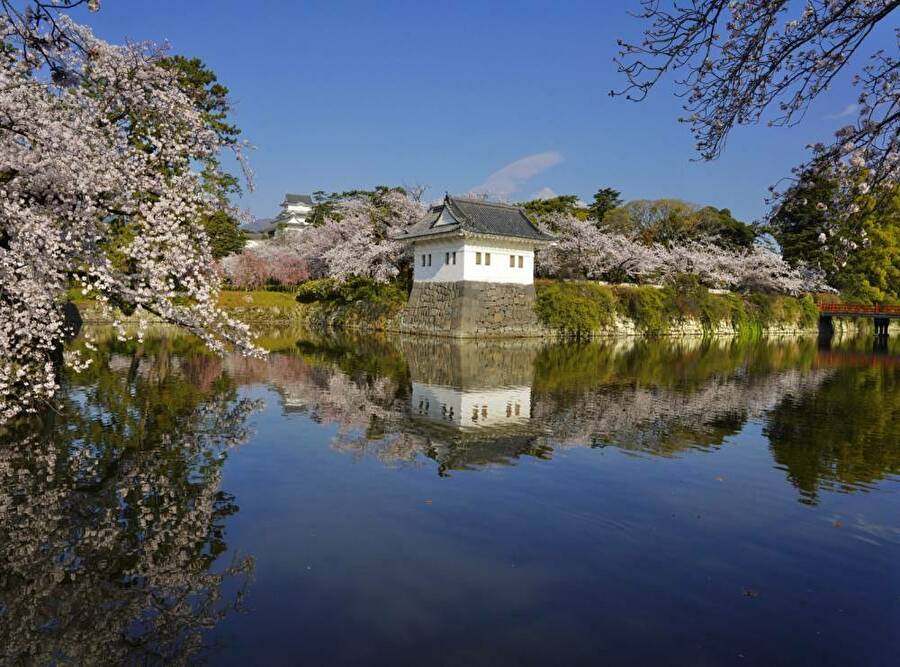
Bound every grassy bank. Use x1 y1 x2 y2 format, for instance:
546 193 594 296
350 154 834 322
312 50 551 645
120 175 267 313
535 278 819 337
216 290 303 321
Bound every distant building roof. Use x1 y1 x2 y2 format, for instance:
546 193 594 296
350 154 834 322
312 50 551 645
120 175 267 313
242 217 277 236
396 195 554 242
282 193 313 206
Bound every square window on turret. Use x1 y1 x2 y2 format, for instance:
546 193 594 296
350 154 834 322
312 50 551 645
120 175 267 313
485 253 491 266
518 255 524 268
476 252 482 265
509 255 515 267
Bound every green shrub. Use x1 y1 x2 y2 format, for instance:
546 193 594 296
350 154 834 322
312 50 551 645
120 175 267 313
295 278 341 303
295 276 406 307
295 276 408 328
535 280 617 337
743 293 817 329
662 274 738 332
799 294 820 329
615 286 673 335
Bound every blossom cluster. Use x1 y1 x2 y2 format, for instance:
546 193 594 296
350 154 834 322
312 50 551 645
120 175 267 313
220 244 310 290
221 189 425 286
535 214 831 294
0 13 259 422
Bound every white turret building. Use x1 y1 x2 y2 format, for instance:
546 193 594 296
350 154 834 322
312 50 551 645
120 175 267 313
394 195 554 337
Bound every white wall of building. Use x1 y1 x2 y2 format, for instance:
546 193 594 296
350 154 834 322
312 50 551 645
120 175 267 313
284 202 312 217
461 240 534 285
412 237 536 285
412 238 466 282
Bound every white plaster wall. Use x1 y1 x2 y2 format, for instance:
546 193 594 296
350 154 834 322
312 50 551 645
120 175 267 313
461 240 534 285
411 382 532 429
412 239 466 282
285 202 312 216
413 237 536 284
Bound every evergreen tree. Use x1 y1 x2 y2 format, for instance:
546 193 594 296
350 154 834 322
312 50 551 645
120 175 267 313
588 187 622 224
769 169 839 276
521 195 586 222
158 56 245 256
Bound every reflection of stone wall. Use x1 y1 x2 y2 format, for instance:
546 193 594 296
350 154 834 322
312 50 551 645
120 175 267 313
399 281 544 337
399 336 540 388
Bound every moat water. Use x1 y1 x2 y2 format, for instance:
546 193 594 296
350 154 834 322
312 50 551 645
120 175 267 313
1 328 898 665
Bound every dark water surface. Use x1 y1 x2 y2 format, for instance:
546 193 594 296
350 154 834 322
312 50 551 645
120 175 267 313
1 328 898 665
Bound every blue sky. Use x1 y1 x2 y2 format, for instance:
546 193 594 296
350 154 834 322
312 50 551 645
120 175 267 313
85 0 892 222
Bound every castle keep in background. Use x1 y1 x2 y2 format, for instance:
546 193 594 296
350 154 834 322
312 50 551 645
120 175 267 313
394 195 554 337
244 193 314 247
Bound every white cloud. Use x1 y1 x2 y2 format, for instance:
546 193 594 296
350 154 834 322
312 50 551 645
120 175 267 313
470 151 563 200
824 103 858 120
529 187 558 200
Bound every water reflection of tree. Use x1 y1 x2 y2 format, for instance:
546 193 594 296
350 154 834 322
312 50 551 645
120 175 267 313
224 330 898 501
0 336 256 665
533 339 832 456
255 335 835 470
765 365 900 504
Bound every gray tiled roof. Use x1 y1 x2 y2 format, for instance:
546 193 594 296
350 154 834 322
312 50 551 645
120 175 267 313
396 195 554 242
283 193 313 205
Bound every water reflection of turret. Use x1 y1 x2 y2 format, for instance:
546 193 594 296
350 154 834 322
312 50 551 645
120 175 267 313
399 337 550 474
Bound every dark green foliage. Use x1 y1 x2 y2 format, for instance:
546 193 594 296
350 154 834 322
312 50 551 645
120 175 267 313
769 168 899 301
799 295 820 329
600 198 758 249
768 168 838 275
520 195 587 223
202 210 245 259
157 55 241 203
295 277 408 329
534 280 617 337
588 187 622 224
296 276 406 309
694 207 758 250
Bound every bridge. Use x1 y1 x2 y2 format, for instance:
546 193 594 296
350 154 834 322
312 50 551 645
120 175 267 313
818 303 900 336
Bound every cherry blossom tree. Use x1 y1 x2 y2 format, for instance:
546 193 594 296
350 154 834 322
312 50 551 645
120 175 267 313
284 188 425 282
615 0 899 207
221 245 310 290
536 213 665 281
536 213 831 294
0 336 257 663
0 3 259 423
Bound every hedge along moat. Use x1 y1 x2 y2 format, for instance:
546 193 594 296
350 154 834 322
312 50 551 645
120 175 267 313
67 277 824 338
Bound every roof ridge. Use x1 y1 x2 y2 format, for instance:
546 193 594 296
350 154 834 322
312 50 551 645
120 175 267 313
448 195 522 210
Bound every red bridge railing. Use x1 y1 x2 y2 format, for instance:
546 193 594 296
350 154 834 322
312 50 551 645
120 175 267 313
818 303 900 316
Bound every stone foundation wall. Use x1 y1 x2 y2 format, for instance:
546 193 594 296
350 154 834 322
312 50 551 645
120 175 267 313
398 336 541 386
399 281 544 338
